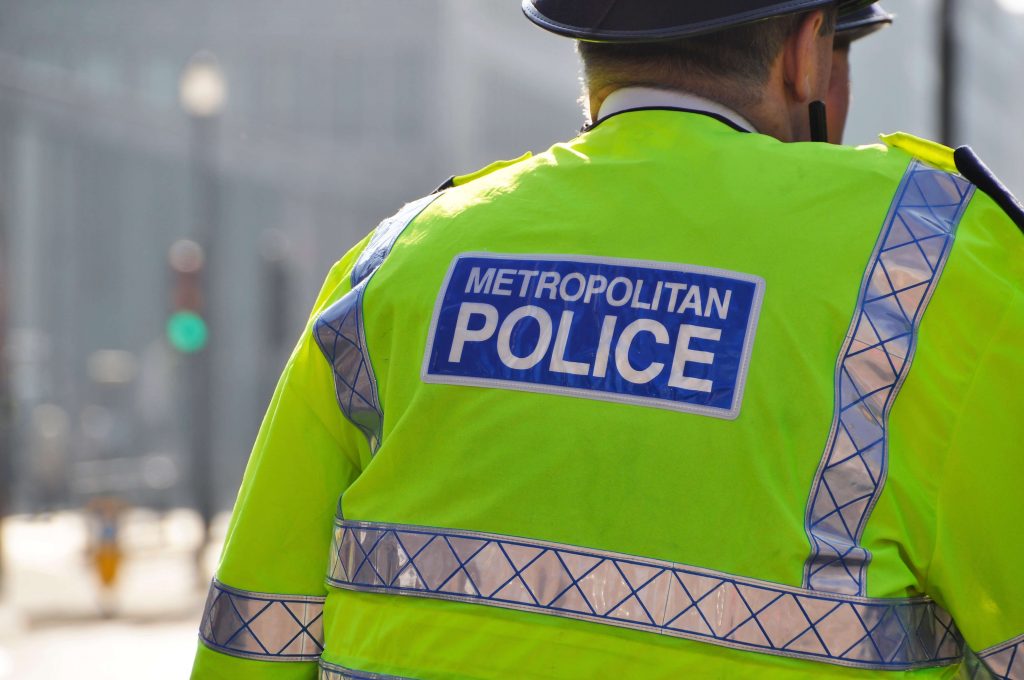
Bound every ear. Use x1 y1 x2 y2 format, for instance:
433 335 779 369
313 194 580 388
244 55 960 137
782 10 833 104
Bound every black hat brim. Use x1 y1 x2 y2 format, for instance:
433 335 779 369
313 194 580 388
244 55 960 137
837 5 894 43
523 0 879 42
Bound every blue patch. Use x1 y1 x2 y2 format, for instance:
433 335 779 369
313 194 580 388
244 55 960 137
422 254 764 419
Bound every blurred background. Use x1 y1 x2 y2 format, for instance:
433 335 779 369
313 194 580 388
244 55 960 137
0 1 1020 677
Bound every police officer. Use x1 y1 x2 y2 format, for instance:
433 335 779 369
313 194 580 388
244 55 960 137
193 2 1024 678
827 4 894 143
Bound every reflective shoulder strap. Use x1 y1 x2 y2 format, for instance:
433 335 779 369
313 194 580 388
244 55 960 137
350 194 439 287
313 194 441 452
802 160 974 596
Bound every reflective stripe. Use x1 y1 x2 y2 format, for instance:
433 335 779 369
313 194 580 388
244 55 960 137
351 194 439 287
320 660 412 680
314 280 383 451
971 633 1024 680
315 194 439 452
326 519 963 670
802 161 974 596
199 578 325 662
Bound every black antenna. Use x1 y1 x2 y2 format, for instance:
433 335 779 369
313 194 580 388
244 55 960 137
954 146 1024 233
809 101 828 143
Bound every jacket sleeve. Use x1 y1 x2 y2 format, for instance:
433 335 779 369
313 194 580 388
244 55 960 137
191 233 374 680
925 193 1024 678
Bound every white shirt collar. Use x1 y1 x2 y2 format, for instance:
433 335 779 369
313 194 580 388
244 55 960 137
594 86 757 133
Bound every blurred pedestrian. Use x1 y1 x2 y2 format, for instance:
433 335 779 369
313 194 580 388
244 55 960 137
193 1 1023 678
87 495 125 617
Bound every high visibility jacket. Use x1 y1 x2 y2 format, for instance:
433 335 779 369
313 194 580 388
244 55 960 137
191 108 1024 680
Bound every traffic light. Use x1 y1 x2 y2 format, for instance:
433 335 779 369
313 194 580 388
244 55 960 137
167 240 208 354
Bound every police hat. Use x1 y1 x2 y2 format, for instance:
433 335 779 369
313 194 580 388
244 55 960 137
836 4 894 42
523 0 880 42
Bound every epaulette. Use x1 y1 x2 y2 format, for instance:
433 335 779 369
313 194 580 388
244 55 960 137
432 152 533 194
882 132 1024 233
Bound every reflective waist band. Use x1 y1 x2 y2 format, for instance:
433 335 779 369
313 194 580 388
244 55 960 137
327 519 963 671
971 632 1024 679
320 659 411 680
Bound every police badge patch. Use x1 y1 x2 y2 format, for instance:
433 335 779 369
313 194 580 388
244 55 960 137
422 253 765 420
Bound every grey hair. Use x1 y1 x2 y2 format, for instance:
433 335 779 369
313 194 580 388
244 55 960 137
578 7 838 110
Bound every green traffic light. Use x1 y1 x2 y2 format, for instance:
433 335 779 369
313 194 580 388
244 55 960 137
167 311 208 353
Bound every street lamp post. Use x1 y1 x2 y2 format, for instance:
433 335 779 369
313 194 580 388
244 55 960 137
0 216 11 588
939 0 958 146
179 52 226 584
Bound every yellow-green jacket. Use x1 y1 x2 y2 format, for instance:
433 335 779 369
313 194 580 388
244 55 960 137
191 108 1024 679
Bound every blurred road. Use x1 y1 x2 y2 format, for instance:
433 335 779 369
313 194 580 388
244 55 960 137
2 617 198 680
0 509 225 679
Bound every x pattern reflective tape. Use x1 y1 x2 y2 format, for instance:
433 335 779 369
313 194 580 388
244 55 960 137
326 519 964 670
968 634 1024 680
350 195 439 287
320 660 411 680
315 194 440 453
315 280 383 451
802 161 974 596
199 579 325 662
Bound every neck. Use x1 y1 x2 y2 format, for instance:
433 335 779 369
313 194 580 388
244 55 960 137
735 85 802 141
594 87 756 132
590 78 805 142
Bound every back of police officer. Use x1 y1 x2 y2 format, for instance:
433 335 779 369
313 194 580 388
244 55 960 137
192 2 1024 678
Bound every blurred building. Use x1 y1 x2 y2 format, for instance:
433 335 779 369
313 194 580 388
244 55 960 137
0 0 1021 514
0 0 581 512
845 0 1024 191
